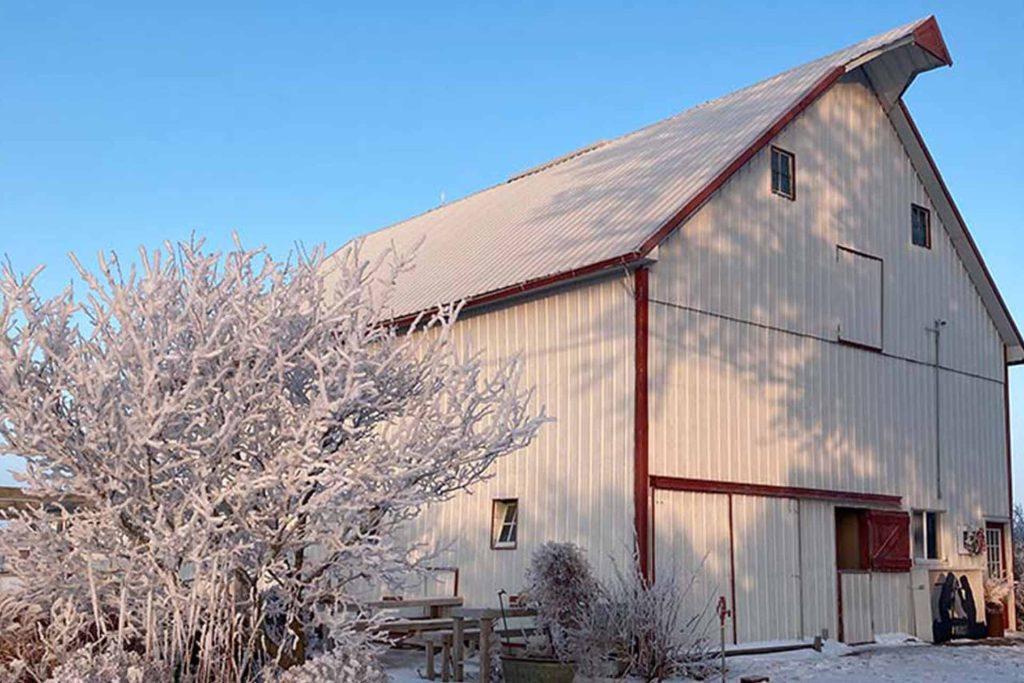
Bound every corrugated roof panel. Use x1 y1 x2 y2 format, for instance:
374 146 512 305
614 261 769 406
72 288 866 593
328 18 939 319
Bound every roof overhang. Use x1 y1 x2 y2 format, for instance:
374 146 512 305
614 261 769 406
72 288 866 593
845 16 953 111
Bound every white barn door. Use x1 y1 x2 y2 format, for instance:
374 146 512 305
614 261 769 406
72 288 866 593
836 246 883 349
732 495 802 643
840 572 874 644
653 490 732 637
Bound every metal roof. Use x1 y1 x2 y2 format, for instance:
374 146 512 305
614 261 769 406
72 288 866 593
330 16 1023 358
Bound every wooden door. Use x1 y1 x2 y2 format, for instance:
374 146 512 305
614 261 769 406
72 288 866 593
839 572 874 644
732 495 802 643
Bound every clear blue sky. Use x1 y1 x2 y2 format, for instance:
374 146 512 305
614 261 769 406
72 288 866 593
2 2 1023 498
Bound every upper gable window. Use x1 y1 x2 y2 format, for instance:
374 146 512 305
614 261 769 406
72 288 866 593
911 204 931 248
770 146 795 200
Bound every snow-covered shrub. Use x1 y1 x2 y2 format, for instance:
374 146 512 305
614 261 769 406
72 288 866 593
606 554 716 681
264 634 386 683
523 542 599 660
0 239 545 680
523 542 715 680
44 646 169 683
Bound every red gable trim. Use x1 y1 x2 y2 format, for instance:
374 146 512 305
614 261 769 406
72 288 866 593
913 15 953 67
638 65 846 256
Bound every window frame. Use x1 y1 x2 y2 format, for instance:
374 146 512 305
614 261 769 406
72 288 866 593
911 203 932 249
770 146 796 200
912 510 942 562
491 498 519 550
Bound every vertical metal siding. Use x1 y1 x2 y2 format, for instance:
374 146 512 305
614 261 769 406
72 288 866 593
840 573 874 644
870 572 914 635
650 72 1003 381
652 490 732 637
646 71 1006 642
649 72 1007 516
403 275 635 605
732 495 802 643
799 500 838 639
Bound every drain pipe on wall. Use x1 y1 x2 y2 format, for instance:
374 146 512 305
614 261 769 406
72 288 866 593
926 319 947 500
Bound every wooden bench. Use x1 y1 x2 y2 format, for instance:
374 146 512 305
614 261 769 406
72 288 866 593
452 607 538 683
408 626 482 681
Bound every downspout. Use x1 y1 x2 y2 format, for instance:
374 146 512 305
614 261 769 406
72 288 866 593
927 320 947 500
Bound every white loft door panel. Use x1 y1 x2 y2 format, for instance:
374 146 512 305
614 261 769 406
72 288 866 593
836 247 883 349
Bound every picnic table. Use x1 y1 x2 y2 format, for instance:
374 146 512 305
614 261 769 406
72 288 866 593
368 596 464 619
450 607 537 683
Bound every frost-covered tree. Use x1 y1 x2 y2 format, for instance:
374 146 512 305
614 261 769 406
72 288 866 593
0 239 544 681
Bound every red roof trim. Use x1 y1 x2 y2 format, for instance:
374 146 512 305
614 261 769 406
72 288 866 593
896 99 1024 353
388 251 644 327
913 15 953 67
383 18 977 335
638 65 846 256
650 475 902 506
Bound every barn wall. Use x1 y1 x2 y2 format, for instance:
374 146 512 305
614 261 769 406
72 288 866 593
402 275 636 604
648 71 1008 641
649 70 1004 382
649 70 1008 536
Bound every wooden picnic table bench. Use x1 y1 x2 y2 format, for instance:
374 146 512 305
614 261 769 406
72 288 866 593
368 596 464 618
450 607 538 683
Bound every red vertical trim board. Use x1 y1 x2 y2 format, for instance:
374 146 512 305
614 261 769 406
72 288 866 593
728 493 738 644
634 267 651 580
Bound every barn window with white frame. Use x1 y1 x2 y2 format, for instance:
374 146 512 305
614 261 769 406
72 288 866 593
491 498 518 549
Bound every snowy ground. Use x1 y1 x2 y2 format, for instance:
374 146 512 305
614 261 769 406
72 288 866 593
383 633 1024 681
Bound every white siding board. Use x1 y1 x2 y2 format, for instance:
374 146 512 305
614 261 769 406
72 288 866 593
799 500 838 639
403 276 635 604
840 573 874 644
871 572 914 635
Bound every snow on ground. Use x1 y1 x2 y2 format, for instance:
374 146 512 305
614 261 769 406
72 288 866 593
384 633 1024 681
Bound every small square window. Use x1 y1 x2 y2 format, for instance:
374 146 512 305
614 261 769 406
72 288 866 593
911 204 931 248
491 499 518 550
771 146 795 200
912 510 941 560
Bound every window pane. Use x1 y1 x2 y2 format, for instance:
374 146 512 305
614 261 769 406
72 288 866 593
771 149 794 198
926 512 939 559
912 512 925 558
492 499 518 547
912 206 929 247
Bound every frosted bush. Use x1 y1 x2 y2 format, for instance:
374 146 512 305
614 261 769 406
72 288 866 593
0 239 545 681
524 543 716 680
523 542 599 660
44 647 169 683
605 554 716 681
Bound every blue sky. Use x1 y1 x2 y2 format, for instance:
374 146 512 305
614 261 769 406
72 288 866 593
1 1 1023 496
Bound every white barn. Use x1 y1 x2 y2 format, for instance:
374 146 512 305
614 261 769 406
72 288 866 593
331 16 1021 644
